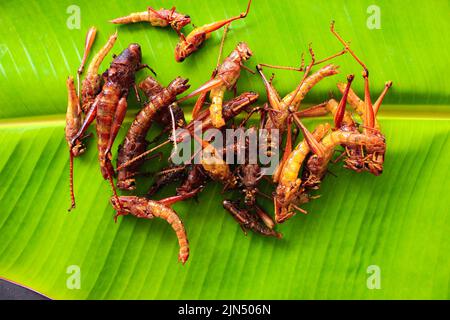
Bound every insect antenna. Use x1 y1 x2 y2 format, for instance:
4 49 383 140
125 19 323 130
116 139 172 171
330 21 367 71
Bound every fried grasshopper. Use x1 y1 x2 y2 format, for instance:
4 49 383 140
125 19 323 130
331 22 392 175
71 44 145 206
111 196 190 264
178 42 253 128
174 0 252 62
111 6 191 32
116 76 190 190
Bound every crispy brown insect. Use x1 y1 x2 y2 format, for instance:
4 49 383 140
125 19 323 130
144 92 258 198
223 200 281 238
191 23 230 119
111 196 189 264
65 76 85 211
193 135 238 188
116 77 190 190
273 123 330 223
178 42 253 127
72 44 143 208
174 0 251 62
110 6 191 32
257 61 340 132
138 76 186 144
331 21 393 175
298 119 386 189
176 165 209 197
118 92 259 172
299 75 368 172
147 165 189 197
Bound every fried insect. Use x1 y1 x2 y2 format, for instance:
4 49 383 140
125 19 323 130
80 32 118 114
229 126 264 207
300 75 367 172
191 22 229 119
117 77 190 190
65 76 85 211
223 200 281 238
72 44 144 207
174 0 252 62
273 123 330 223
185 91 259 137
147 165 189 197
331 21 393 175
178 42 253 128
298 119 386 189
144 93 258 197
118 91 259 172
176 165 209 197
139 76 186 141
257 59 340 131
194 135 238 188
111 196 189 264
110 6 191 32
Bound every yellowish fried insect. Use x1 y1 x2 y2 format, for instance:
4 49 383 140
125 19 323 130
274 123 330 223
257 45 345 132
193 135 237 188
174 0 251 62
331 21 393 175
111 196 189 264
298 118 386 189
110 6 191 32
178 42 253 128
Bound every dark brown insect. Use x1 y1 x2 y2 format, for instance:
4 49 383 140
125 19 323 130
229 126 264 207
147 165 190 197
71 44 144 206
223 200 281 238
174 0 252 62
116 76 190 190
110 6 191 32
145 93 259 198
111 196 189 264
299 119 386 190
175 164 209 198
138 76 186 143
118 91 259 172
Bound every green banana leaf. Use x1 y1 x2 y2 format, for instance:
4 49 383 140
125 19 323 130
0 0 449 299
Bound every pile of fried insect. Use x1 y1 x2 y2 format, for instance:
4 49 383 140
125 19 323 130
65 1 392 264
